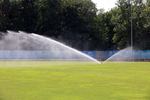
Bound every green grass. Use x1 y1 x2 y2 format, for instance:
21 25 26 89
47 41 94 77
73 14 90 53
0 61 150 100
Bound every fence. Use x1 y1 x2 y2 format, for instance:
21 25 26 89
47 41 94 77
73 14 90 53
0 50 150 61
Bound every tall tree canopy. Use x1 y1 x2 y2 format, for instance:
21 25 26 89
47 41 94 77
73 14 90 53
0 0 150 50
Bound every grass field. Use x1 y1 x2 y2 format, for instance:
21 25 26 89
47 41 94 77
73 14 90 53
0 61 150 100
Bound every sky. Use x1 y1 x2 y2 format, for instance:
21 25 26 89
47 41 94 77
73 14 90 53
92 0 118 12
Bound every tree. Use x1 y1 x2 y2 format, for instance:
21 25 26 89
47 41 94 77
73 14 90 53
0 0 11 31
111 0 132 49
61 0 97 40
36 0 63 37
132 0 146 49
103 9 116 50
140 4 150 49
18 0 38 32
0 0 38 32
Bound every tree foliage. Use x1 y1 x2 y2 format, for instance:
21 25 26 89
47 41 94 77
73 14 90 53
0 0 150 50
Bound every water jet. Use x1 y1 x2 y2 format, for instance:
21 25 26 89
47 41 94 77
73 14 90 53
0 31 101 64
102 47 132 64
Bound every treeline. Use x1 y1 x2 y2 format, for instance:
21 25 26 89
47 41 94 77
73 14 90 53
0 0 150 50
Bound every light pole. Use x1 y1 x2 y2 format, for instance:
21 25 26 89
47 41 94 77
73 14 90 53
131 0 133 60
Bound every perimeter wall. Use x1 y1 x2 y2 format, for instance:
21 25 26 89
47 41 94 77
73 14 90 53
0 50 150 61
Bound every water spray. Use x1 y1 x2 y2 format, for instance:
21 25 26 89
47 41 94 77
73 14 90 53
0 30 102 64
30 32 101 64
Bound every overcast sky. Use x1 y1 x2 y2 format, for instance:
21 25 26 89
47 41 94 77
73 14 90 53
92 0 118 11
